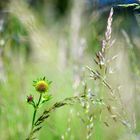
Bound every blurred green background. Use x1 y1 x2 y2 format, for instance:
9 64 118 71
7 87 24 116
0 0 140 140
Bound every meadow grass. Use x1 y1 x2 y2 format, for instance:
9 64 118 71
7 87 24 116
0 1 139 140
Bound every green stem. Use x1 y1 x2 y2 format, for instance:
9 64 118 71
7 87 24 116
32 93 42 129
32 109 37 129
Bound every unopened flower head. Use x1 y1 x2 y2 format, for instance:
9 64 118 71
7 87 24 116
27 95 34 103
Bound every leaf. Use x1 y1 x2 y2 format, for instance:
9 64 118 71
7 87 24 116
104 122 109 127
48 81 52 85
42 94 52 104
117 3 139 8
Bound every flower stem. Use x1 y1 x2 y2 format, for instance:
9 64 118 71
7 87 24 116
32 93 42 129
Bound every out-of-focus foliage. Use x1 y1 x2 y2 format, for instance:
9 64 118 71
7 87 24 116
4 16 30 56
0 0 140 140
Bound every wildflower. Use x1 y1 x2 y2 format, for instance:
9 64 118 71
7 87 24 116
33 77 51 93
35 80 48 93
